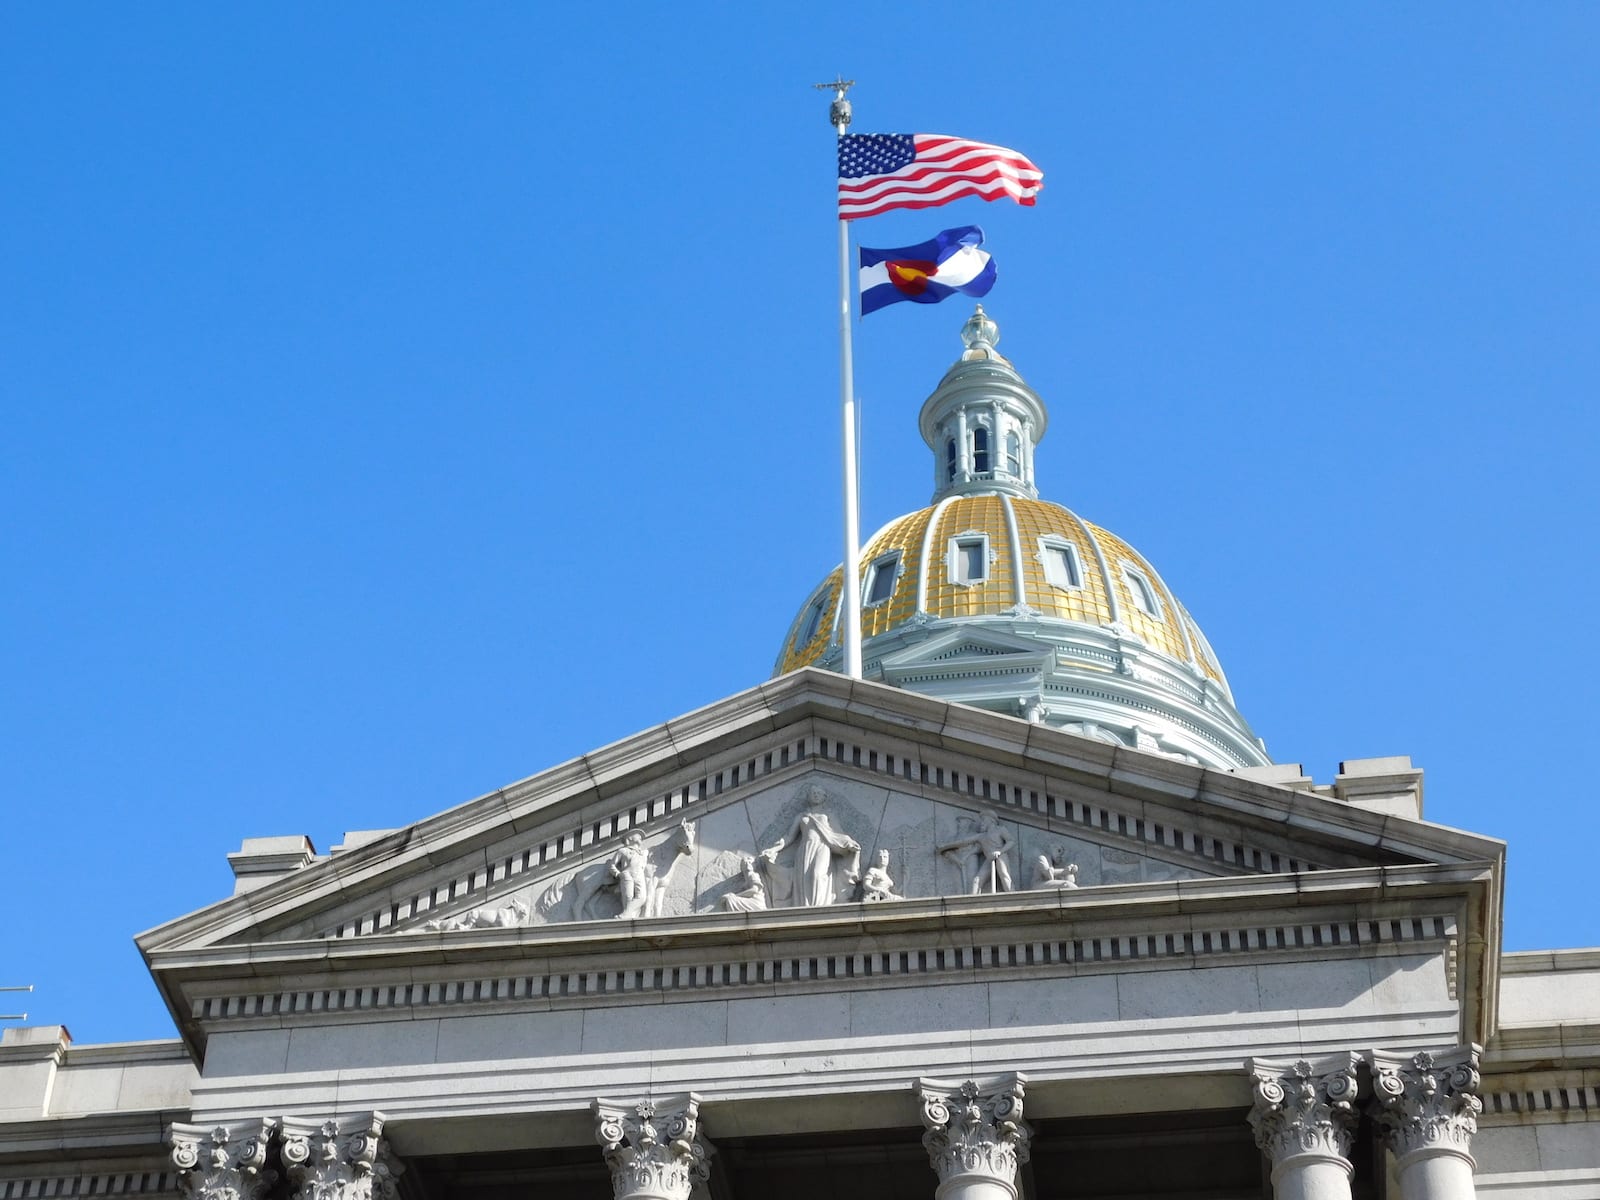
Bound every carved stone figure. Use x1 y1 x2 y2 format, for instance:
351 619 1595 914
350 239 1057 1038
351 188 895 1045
420 898 530 933
718 855 768 912
1031 849 1078 890
762 785 861 906
609 833 654 920
860 849 902 902
939 811 1014 894
539 820 697 921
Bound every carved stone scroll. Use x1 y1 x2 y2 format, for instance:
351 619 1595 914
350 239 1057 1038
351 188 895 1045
918 1074 1031 1200
1247 1054 1359 1199
593 1094 711 1200
281 1112 403 1200
1368 1046 1482 1199
170 1119 278 1200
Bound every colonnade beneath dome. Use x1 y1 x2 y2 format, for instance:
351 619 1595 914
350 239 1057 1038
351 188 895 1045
167 1047 1484 1200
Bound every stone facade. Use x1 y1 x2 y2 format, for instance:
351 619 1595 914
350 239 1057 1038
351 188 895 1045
0 672 1593 1199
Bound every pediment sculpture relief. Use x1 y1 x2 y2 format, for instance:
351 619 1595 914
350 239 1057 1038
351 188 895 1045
390 778 1222 934
760 783 863 907
939 811 1015 894
539 819 698 921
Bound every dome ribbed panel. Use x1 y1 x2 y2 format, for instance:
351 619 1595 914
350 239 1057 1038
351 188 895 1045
860 510 931 639
1083 525 1195 667
776 566 842 673
925 495 1013 618
1179 602 1228 687
1010 499 1116 626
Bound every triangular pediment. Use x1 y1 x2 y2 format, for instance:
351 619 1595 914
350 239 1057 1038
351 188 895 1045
876 625 1055 684
138 671 1503 963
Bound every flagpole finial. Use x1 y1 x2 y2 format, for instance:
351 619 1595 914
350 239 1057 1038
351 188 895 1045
812 77 854 133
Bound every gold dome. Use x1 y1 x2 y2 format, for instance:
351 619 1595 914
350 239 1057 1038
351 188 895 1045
777 494 1229 695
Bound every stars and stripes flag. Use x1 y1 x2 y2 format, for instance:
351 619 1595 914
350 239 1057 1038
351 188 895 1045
837 133 1043 221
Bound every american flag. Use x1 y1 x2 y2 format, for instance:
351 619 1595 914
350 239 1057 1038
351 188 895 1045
837 133 1043 221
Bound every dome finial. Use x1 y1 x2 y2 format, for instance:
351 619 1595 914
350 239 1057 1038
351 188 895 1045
960 305 1000 360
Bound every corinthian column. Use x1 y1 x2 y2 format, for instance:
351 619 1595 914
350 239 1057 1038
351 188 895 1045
170 1119 278 1200
1247 1054 1360 1200
281 1113 404 1200
917 1074 1032 1200
1368 1047 1483 1200
593 1094 711 1200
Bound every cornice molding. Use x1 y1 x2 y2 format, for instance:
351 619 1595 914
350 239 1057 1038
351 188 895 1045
137 671 1504 956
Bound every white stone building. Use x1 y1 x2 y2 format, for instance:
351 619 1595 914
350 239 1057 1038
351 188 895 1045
2 313 1594 1200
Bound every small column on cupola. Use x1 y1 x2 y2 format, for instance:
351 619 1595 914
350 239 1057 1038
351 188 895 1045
917 307 1051 504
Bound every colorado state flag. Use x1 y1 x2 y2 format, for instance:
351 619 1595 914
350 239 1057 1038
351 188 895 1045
859 226 997 316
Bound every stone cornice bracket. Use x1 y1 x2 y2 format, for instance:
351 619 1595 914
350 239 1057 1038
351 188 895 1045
593 1094 711 1200
281 1112 404 1200
1367 1046 1483 1169
917 1074 1032 1200
1247 1053 1360 1186
169 1119 279 1200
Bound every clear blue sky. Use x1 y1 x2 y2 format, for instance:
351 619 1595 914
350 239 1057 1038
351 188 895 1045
4 5 1597 1043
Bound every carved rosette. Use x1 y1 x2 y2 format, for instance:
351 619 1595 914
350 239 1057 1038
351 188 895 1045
1368 1046 1483 1165
918 1075 1032 1200
1247 1054 1360 1174
281 1112 403 1200
170 1119 278 1200
592 1094 711 1200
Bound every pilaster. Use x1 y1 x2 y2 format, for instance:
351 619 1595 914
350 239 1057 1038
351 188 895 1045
1368 1046 1482 1200
917 1074 1032 1200
169 1119 277 1200
281 1112 403 1200
1247 1053 1360 1200
593 1094 711 1200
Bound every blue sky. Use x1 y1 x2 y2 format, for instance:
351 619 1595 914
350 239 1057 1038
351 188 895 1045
4 5 1597 1042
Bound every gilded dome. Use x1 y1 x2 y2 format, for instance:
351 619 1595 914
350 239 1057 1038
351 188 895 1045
773 308 1267 771
777 495 1229 695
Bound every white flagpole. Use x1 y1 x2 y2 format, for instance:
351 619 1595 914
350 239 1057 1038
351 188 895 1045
819 78 863 680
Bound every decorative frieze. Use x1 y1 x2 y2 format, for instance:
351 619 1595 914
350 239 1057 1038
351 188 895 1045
1247 1053 1360 1188
918 1075 1032 1200
281 1113 402 1200
169 1120 277 1200
1368 1046 1483 1163
592 1094 710 1200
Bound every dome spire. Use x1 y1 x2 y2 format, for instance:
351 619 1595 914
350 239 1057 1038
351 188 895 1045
918 307 1049 503
959 305 1006 362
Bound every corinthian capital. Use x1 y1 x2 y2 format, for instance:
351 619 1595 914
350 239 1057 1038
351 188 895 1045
281 1112 403 1200
1247 1053 1360 1172
1367 1046 1483 1163
917 1074 1032 1200
170 1119 278 1200
592 1094 710 1200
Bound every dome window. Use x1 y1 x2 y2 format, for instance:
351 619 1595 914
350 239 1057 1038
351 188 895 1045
946 437 958 482
1005 431 1022 476
948 533 991 586
1039 538 1083 589
864 551 902 608
1121 563 1163 618
792 592 829 651
971 427 991 474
